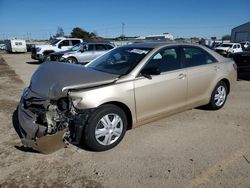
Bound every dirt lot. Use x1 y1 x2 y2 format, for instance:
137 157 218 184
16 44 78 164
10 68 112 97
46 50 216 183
0 52 250 188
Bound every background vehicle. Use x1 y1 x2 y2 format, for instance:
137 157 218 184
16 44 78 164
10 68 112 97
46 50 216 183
61 42 115 64
230 44 250 73
31 37 83 62
240 41 250 49
0 44 6 50
17 43 236 151
4 39 27 53
49 42 86 61
214 43 242 57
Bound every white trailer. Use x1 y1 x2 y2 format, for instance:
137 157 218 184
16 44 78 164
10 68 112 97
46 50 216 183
4 39 27 53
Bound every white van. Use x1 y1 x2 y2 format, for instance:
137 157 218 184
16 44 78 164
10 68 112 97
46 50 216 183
4 39 27 53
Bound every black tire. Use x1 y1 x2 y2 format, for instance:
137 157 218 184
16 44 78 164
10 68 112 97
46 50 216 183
207 81 228 110
67 57 78 64
83 104 127 151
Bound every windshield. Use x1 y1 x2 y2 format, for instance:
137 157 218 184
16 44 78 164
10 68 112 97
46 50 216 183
220 44 233 48
87 47 152 75
50 39 61 45
70 43 85 51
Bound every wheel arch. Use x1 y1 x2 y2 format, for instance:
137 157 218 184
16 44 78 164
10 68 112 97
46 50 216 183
101 101 133 130
67 56 78 62
43 50 55 55
220 78 230 94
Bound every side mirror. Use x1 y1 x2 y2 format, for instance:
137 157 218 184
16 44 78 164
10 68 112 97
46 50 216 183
141 67 161 79
80 45 88 53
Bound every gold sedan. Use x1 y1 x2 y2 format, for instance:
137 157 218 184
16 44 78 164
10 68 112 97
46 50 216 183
18 43 237 151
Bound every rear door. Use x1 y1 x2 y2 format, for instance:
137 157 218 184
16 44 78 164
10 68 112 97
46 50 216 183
94 44 108 58
134 47 187 122
78 44 95 63
182 46 218 107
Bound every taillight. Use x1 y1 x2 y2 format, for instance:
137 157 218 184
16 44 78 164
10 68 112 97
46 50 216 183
233 63 237 71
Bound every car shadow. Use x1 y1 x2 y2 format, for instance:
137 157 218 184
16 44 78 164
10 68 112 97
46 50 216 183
14 145 40 153
26 61 41 65
238 72 250 81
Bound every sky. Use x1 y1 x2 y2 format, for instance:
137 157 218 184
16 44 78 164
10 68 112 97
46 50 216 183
0 0 249 40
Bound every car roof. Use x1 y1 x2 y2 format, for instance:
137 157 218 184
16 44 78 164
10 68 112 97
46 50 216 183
122 42 216 49
122 42 174 48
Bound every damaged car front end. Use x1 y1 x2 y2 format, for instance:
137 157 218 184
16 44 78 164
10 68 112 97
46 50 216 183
17 61 120 150
18 88 94 148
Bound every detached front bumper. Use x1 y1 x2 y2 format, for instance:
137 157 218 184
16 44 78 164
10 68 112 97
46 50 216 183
18 90 47 147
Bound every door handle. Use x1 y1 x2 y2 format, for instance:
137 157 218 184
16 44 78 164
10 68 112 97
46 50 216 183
178 73 186 79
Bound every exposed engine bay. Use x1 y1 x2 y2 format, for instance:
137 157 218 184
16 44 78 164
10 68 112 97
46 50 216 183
20 93 94 149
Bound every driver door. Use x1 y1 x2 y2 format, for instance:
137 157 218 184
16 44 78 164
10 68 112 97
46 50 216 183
58 40 71 51
134 47 187 122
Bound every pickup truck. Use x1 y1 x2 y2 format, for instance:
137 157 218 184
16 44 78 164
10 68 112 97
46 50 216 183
31 37 83 62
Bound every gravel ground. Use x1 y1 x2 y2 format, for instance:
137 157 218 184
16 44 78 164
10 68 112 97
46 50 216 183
0 52 250 188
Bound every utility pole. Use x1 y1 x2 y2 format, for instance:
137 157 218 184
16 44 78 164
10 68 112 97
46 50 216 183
122 22 125 39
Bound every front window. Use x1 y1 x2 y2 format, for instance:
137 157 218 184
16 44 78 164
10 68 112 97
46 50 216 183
143 47 181 73
70 43 85 51
87 47 152 75
50 39 61 45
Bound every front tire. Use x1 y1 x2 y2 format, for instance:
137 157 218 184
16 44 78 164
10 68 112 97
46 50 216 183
83 104 127 151
207 81 228 110
67 57 78 64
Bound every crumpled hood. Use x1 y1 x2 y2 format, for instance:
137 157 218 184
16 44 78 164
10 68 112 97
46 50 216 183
30 61 119 99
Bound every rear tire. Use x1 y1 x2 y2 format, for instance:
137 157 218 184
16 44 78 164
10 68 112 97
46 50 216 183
83 104 127 151
207 81 228 110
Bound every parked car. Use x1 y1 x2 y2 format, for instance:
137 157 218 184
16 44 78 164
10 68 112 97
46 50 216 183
49 42 86 61
31 37 83 62
214 43 242 57
61 42 115 64
0 44 6 50
50 42 114 64
240 41 250 50
17 43 237 151
229 45 250 73
4 39 27 53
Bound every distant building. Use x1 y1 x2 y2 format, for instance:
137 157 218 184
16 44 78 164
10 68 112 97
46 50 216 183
144 33 175 41
231 22 250 42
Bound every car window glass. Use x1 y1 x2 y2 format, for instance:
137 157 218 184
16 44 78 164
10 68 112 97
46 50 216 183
95 44 106 51
183 47 216 67
71 40 81 46
143 48 181 73
233 45 237 49
60 40 70 46
105 44 114 50
87 44 94 51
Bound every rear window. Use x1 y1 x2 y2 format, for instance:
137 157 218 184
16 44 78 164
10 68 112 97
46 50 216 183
71 40 81 46
183 47 217 67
